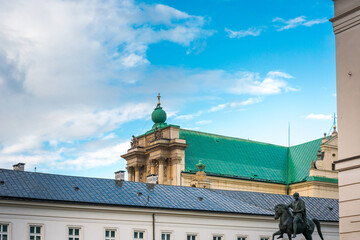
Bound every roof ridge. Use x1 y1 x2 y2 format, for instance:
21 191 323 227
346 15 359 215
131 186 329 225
180 128 287 148
0 168 118 181
181 129 323 148
289 137 323 148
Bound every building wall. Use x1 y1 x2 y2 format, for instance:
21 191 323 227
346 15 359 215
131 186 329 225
0 200 339 240
289 181 339 199
182 173 339 199
331 0 360 239
182 173 286 195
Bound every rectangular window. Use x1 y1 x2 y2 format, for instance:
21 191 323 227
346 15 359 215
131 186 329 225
161 233 171 240
105 229 116 240
237 237 246 240
187 235 196 240
68 227 81 240
134 231 144 239
29 225 42 240
0 224 9 240
260 238 269 240
213 236 222 240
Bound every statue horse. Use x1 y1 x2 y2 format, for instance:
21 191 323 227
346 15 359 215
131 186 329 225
272 204 324 240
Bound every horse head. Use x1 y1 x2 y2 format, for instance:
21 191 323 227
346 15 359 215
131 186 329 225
274 204 290 220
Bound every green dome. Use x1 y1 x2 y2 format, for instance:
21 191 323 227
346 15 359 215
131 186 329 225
151 106 167 124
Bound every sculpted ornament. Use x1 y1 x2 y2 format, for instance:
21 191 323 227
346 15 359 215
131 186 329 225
154 127 163 140
130 135 139 148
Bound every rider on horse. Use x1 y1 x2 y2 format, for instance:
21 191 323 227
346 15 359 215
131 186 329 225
288 192 310 238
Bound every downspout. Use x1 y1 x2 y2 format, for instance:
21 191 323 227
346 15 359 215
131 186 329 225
286 183 290 195
152 213 155 240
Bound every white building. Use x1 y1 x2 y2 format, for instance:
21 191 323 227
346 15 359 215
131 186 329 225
0 168 339 240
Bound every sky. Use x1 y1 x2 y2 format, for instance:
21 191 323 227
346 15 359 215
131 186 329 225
0 0 336 179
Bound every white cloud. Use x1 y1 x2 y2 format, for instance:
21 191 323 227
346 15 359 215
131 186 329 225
58 141 130 170
195 120 212 125
267 71 293 79
302 18 328 27
306 114 333 120
175 110 203 120
273 16 328 31
225 27 262 39
0 0 213 99
0 0 214 169
229 71 295 95
209 97 262 112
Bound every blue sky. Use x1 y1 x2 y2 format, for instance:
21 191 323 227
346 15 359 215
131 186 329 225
0 0 336 178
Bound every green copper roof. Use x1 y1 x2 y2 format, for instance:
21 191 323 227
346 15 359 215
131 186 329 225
180 129 289 183
306 176 338 184
179 129 324 184
287 138 322 183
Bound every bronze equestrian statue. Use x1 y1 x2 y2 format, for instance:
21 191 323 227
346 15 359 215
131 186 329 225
272 193 324 240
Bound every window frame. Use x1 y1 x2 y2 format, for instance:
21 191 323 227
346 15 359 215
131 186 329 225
133 229 146 240
212 234 224 240
0 222 11 240
236 235 247 240
185 232 198 240
28 223 44 240
66 225 83 240
259 236 270 240
104 228 118 240
160 230 173 240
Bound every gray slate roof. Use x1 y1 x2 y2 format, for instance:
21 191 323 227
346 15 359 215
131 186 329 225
0 169 338 221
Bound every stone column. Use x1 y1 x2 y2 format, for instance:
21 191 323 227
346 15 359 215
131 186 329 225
134 166 140 182
167 159 172 184
158 158 164 184
150 160 155 175
127 167 133 181
172 157 182 186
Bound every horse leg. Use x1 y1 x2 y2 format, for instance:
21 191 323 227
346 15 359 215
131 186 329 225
272 230 282 240
304 233 312 240
313 218 324 240
287 232 292 240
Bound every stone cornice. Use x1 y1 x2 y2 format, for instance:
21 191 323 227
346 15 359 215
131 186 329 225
121 149 146 159
331 6 360 34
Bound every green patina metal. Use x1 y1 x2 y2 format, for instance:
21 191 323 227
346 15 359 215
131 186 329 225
306 176 338 183
287 138 322 183
196 160 205 171
180 129 330 185
151 105 167 124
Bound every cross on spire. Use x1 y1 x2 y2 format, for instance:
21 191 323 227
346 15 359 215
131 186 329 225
157 93 161 105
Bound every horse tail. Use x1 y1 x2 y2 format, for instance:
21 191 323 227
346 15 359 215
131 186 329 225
313 218 324 240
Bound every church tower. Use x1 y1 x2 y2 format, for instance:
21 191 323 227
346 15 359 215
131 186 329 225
121 94 187 185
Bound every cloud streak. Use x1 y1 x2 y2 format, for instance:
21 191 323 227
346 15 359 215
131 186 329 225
273 16 328 31
209 97 262 112
306 114 333 120
225 27 262 38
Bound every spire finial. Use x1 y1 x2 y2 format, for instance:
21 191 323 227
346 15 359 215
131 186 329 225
157 93 161 105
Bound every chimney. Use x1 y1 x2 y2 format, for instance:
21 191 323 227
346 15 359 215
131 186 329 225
147 174 158 184
13 163 25 171
115 170 125 181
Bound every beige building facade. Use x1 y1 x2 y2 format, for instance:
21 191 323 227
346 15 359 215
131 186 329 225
331 0 360 239
122 96 340 199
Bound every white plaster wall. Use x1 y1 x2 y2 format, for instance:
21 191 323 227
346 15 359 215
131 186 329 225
0 201 338 240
